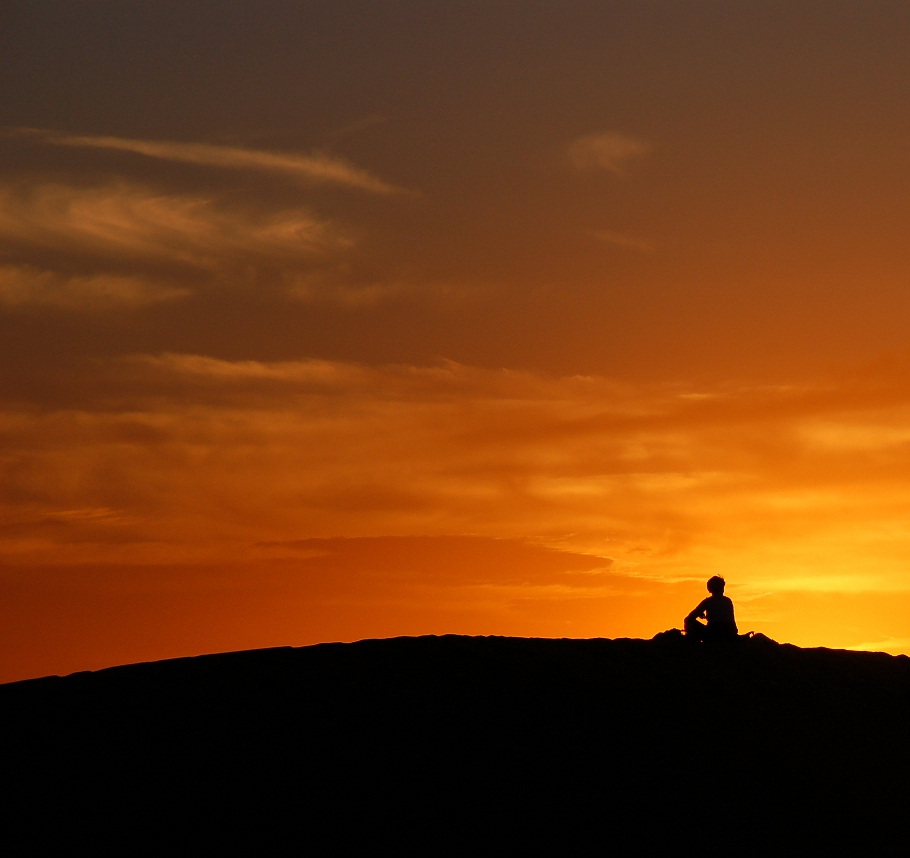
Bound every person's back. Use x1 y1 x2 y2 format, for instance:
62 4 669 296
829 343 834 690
685 576 737 641
702 593 735 626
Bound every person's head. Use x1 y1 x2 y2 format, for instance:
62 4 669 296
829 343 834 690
707 576 726 595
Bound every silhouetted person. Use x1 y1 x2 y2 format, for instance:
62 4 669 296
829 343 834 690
685 576 738 642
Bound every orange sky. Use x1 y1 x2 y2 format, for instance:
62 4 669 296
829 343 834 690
3 2 910 681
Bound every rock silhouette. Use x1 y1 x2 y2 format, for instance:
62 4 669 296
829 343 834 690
2 633 909 849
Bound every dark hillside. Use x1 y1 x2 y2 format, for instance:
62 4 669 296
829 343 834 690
3 634 909 848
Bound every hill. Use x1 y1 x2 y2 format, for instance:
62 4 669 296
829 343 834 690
3 634 909 848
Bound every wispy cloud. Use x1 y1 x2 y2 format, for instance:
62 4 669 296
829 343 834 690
0 181 347 307
132 353 364 383
846 636 910 654
0 264 188 309
0 131 415 309
0 183 342 264
6 356 910 649
568 132 652 174
15 128 404 194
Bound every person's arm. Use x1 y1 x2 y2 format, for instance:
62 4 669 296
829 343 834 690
685 598 708 622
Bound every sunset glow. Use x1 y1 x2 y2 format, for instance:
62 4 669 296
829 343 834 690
3 2 910 681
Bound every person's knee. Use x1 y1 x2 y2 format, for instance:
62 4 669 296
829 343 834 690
684 617 704 638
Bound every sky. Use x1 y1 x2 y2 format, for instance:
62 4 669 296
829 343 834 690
3 1 910 681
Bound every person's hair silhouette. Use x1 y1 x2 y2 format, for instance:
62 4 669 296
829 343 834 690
685 576 738 642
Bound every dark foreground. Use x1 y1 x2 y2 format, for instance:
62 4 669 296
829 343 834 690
3 634 910 848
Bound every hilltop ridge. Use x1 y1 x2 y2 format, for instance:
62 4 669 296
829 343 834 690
3 634 909 848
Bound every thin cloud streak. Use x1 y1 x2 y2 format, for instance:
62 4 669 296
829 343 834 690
847 636 910 654
0 264 188 309
16 128 404 194
568 132 652 174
